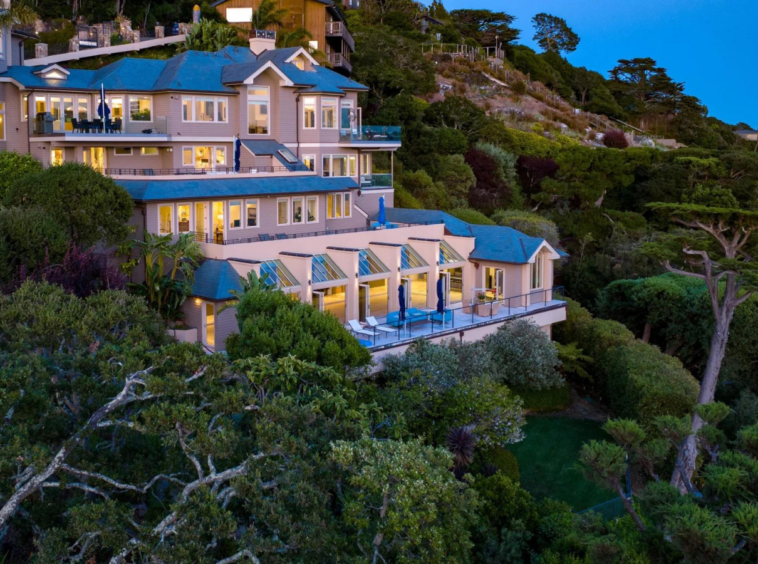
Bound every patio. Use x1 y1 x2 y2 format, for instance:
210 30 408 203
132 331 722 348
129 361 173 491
350 287 567 352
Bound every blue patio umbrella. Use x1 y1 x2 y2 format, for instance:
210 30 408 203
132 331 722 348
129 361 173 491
398 284 406 322
436 278 444 314
97 83 110 132
234 137 241 172
377 195 386 225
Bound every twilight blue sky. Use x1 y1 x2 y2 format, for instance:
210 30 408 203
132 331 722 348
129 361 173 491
430 0 756 127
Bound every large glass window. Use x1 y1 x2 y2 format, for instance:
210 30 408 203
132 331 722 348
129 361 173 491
195 98 215 122
321 97 337 129
183 146 226 169
212 201 224 243
177 204 191 233
51 147 64 166
292 197 304 224
182 96 228 122
327 193 350 220
159 204 173 234
277 199 289 225
229 200 242 229
307 196 318 223
110 97 123 120
217 99 227 122
344 192 351 217
129 96 152 121
332 155 347 177
303 97 316 129
246 200 258 227
531 255 544 289
77 98 88 121
322 155 351 177
303 155 316 172
340 100 353 129
247 87 269 134
63 97 74 131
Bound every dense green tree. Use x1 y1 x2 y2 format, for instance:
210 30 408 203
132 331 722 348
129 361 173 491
434 154 476 208
4 162 133 247
449 9 519 46
532 13 580 54
0 206 68 283
0 151 41 200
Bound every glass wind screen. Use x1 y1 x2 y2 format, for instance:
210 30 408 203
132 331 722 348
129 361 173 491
312 254 347 284
260 260 299 288
400 244 428 270
358 249 390 277
439 241 465 264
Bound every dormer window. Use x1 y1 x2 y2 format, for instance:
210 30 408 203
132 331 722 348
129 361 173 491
293 56 305 71
33 65 71 81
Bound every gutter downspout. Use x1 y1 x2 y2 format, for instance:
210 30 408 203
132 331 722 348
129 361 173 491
295 93 301 160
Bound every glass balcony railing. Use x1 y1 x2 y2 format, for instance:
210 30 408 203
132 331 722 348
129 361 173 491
339 125 401 144
360 173 393 188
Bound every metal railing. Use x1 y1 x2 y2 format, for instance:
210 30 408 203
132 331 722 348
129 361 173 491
339 125 401 144
192 220 446 245
325 22 355 51
250 29 276 40
355 287 566 348
360 173 393 188
105 164 311 176
328 53 352 72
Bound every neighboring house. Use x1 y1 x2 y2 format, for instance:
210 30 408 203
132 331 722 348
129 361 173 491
212 0 354 75
736 129 758 142
0 30 567 358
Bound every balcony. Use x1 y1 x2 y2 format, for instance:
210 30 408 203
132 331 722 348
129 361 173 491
31 115 171 140
325 21 355 51
360 173 393 188
354 287 567 354
328 52 352 74
339 125 401 146
104 164 311 178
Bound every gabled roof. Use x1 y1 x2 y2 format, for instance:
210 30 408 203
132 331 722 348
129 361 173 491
376 208 566 264
0 44 366 94
191 259 243 300
119 175 358 202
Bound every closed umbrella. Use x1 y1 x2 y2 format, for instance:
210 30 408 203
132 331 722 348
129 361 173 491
436 278 444 314
98 83 110 132
377 195 386 225
398 284 406 322
234 136 241 172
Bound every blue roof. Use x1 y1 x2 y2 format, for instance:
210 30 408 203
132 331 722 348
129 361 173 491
377 208 564 265
1 45 365 95
119 175 358 201
191 259 243 300
240 140 306 168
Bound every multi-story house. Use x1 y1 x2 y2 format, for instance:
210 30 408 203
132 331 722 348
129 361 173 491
0 31 566 359
212 0 355 75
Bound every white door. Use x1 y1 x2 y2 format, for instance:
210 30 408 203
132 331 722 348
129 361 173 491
312 291 325 313
401 277 411 308
440 272 451 306
359 283 370 321
495 269 505 301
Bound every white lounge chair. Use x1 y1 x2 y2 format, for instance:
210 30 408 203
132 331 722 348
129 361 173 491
366 316 400 337
348 319 377 340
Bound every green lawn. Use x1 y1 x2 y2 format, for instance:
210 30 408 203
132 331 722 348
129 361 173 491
509 416 614 511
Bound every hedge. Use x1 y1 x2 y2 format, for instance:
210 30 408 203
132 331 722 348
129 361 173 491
516 385 571 413
474 446 520 483
555 299 699 422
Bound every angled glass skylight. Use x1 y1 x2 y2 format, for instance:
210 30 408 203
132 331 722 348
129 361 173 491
400 244 428 271
359 249 390 277
278 148 298 163
260 259 299 288
312 254 347 284
439 241 465 265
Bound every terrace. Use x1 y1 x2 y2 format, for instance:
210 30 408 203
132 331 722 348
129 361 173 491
349 287 567 357
339 125 402 146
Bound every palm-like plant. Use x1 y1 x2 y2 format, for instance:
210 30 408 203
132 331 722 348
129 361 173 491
447 425 476 478
178 18 246 53
251 0 288 31
0 0 38 29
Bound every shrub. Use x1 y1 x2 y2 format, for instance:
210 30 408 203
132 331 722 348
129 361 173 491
393 185 423 209
484 319 564 390
516 385 570 412
450 208 496 225
472 473 538 530
479 122 559 158
0 151 42 199
0 206 68 283
511 80 528 95
226 289 371 372
491 209 560 247
603 130 629 149
474 446 521 482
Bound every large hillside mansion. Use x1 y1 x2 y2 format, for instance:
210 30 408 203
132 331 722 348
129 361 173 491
0 30 566 356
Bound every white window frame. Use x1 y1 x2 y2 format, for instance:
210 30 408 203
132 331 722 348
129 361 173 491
0 29 5 60
181 96 229 123
177 203 193 234
229 200 243 230
141 147 159 156
114 147 133 156
306 196 318 224
21 94 28 121
361 153 371 175
303 154 316 173
303 97 316 129
321 97 338 129
245 199 259 228
348 155 357 177
182 146 227 169
247 86 270 135
322 154 351 178
158 204 174 235
277 197 290 226
128 95 153 123
530 255 544 290
344 192 352 217
292 196 304 225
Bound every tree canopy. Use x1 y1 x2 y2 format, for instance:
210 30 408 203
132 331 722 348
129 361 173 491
532 13 580 54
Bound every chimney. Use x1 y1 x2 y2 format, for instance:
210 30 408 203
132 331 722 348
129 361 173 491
249 29 276 55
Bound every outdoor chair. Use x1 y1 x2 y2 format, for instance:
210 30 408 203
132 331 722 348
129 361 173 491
348 319 377 341
275 233 288 240
366 316 400 338
258 233 272 241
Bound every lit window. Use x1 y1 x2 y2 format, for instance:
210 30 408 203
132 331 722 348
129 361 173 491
182 97 192 121
322 155 349 177
322 155 331 177
114 147 133 156
195 147 212 168
129 96 152 121
303 97 316 129
292 197 304 224
307 196 318 223
246 200 258 227
21 94 28 121
0 102 5 141
141 147 159 156
332 155 347 177
77 98 88 121
348 155 356 177
277 198 289 225
182 96 228 122
217 99 227 122
327 193 344 219
215 147 226 166
361 153 371 174
530 255 544 289
229 200 242 229
303 154 316 172
293 56 304 70
159 205 173 234
51 147 64 166
178 204 191 233
247 87 269 134
344 192 351 217
321 97 337 129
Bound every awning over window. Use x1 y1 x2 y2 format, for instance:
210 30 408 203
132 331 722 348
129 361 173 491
439 241 465 265
260 259 299 288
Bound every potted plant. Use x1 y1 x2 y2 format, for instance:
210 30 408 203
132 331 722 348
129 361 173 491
475 291 500 317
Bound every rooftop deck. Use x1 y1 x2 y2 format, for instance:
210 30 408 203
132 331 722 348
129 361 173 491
352 288 567 356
